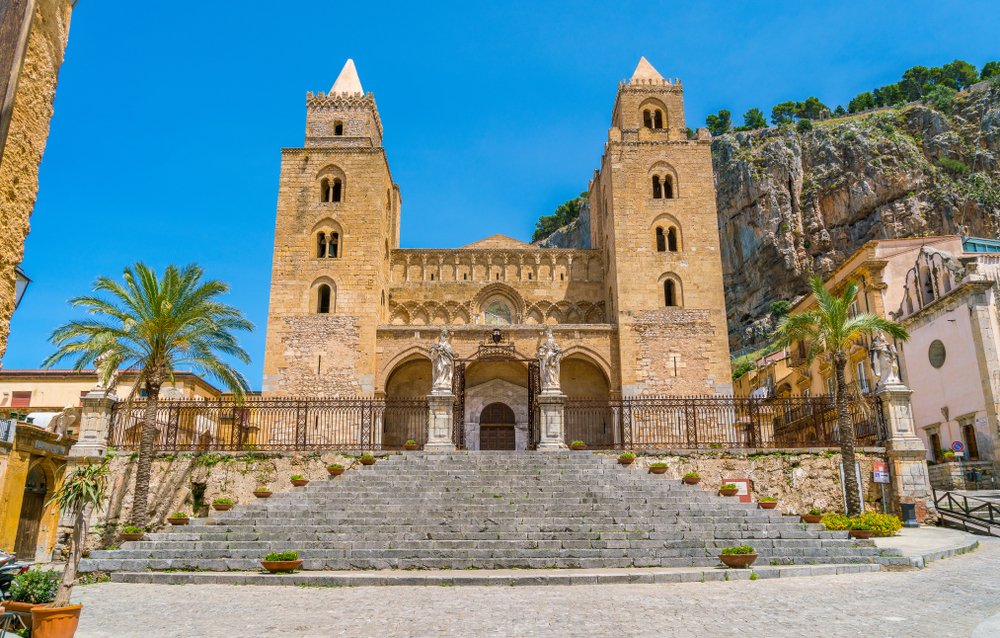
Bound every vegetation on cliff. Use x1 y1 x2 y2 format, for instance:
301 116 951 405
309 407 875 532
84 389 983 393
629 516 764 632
531 193 588 242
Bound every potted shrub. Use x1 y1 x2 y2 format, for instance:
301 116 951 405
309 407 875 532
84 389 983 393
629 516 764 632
682 471 701 485
166 512 190 525
618 452 636 465
802 508 823 524
854 512 903 537
719 483 739 496
212 497 235 511
120 525 144 542
253 485 272 498
290 474 309 487
849 522 874 539
718 545 758 569
261 550 303 574
327 463 345 476
359 454 377 466
404 439 419 451
6 568 60 630
942 450 956 463
29 461 109 637
648 462 668 475
758 497 778 510
570 440 587 450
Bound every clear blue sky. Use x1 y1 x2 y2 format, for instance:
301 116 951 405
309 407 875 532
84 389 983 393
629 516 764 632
5 1 998 389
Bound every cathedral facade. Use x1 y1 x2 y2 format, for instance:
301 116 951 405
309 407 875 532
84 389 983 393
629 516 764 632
262 58 732 450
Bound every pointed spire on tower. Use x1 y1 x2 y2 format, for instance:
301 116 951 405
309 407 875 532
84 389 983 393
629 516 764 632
331 59 364 95
629 56 665 83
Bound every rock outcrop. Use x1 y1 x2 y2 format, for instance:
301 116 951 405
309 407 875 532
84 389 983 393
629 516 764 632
534 201 592 248
715 80 1000 349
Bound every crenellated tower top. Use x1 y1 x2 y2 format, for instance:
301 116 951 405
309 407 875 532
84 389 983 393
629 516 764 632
305 59 383 147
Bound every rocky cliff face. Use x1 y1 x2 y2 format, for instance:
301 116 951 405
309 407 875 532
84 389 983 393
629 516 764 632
534 201 592 248
715 80 1000 350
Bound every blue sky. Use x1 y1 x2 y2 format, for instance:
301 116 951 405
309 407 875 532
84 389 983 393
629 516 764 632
5 0 998 389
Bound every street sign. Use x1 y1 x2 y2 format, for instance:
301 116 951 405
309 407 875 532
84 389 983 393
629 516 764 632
872 460 889 484
951 441 965 453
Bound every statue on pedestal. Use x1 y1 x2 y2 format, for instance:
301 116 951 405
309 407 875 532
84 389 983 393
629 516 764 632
537 328 563 393
430 329 456 392
870 333 901 389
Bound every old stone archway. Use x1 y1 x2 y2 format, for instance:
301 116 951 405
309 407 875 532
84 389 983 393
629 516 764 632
14 464 49 559
383 356 432 448
479 402 516 450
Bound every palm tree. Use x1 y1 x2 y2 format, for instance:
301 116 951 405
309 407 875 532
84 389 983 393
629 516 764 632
773 276 907 516
43 263 253 527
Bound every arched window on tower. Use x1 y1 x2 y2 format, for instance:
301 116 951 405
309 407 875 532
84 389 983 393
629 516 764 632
317 284 332 313
642 109 653 128
664 279 678 307
652 176 662 199
317 232 327 258
331 178 342 202
655 227 666 252
320 178 331 203
663 174 674 199
653 110 664 129
328 232 339 258
667 227 678 252
334 120 344 136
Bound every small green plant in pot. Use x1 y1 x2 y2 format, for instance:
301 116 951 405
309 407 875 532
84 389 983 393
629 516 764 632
682 471 701 485
6 568 61 629
849 522 874 539
648 462 668 475
404 439 419 451
290 474 309 487
212 497 235 511
570 440 587 450
758 496 778 510
120 524 144 541
253 485 272 498
719 483 739 496
802 508 823 524
167 512 190 525
719 545 758 568
261 550 303 574
327 463 345 476
359 453 377 466
618 452 636 465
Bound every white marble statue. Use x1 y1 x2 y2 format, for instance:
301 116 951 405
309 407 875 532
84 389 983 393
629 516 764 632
870 333 901 388
537 328 563 393
430 329 456 392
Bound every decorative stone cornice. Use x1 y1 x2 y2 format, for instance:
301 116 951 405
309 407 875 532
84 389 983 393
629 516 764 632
306 91 384 138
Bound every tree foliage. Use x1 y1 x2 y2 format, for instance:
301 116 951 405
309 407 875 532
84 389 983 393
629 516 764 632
531 192 588 242
736 108 767 131
982 61 1000 80
705 109 732 136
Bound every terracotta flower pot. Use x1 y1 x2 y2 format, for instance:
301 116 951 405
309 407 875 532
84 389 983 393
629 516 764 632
719 553 758 569
758 501 778 509
31 604 82 638
360 457 376 466
253 490 272 498
327 466 345 476
121 532 144 542
5 600 42 629
571 444 586 451
290 479 309 487
719 488 738 496
801 514 823 524
682 476 701 485
618 456 635 465
166 517 189 526
261 559 303 574
849 529 874 539
212 503 233 511
648 465 668 475
404 443 418 451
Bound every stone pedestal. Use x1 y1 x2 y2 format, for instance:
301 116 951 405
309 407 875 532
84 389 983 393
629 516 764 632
69 390 116 461
877 382 937 523
425 391 456 452
536 392 568 450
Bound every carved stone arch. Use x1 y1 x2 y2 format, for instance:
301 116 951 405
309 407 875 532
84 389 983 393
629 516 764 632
525 305 544 325
316 164 347 203
585 302 607 324
410 305 430 325
650 212 683 252
473 282 525 324
559 346 615 395
389 302 410 325
307 276 337 313
442 301 467 325
310 217 345 259
647 161 680 198
378 347 434 395
428 302 449 325
638 97 669 130
564 303 583 324
658 272 683 308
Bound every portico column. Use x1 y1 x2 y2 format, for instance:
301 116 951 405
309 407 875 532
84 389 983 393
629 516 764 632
877 381 937 524
425 390 456 451
536 391 568 450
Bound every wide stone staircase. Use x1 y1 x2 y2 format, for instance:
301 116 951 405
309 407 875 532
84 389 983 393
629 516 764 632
81 452 902 575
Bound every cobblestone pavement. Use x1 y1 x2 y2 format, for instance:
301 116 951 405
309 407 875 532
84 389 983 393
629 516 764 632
73 538 1000 638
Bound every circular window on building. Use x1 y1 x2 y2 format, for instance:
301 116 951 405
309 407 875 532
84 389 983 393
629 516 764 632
484 300 513 325
928 340 946 369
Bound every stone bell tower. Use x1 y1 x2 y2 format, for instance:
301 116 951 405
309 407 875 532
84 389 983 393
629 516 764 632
262 59 400 396
589 57 731 395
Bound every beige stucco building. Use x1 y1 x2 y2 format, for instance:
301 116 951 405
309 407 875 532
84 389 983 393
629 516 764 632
262 57 732 450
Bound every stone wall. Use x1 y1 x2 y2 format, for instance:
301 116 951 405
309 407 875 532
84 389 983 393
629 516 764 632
608 449 890 516
0 0 73 360
928 460 994 490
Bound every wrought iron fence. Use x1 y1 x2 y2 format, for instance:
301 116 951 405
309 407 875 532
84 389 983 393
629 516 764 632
564 395 886 450
109 397 428 452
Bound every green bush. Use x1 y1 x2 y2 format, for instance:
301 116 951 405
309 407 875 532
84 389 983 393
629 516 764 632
121 525 143 534
327 463 343 470
264 551 299 562
359 454 375 462
649 462 668 469
807 508 822 516
850 522 872 531
758 497 777 502
720 483 737 490
9 568 60 603
821 513 852 531
939 158 971 175
683 471 700 479
290 474 305 481
169 512 189 519
796 118 814 133
571 440 586 447
618 452 635 460
213 497 234 505
854 512 903 537
405 439 417 446
721 545 755 555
